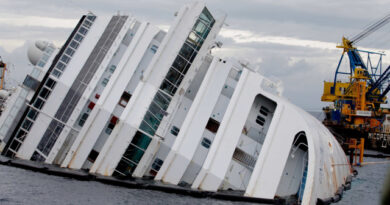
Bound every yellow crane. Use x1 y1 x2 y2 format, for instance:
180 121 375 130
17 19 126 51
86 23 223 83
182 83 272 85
321 13 390 153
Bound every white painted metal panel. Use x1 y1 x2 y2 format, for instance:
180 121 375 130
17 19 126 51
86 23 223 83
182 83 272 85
60 22 161 169
92 82 157 175
192 69 254 190
156 59 232 184
47 17 137 165
17 81 69 159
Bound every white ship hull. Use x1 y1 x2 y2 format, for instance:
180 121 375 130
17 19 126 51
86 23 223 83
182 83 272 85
0 2 351 204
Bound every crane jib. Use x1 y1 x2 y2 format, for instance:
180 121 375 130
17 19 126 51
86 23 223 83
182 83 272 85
347 50 367 71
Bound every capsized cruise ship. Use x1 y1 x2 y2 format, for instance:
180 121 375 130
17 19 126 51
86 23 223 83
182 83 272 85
0 2 352 204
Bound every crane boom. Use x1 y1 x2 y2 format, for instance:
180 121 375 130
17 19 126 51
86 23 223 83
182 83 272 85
367 65 390 96
330 13 390 95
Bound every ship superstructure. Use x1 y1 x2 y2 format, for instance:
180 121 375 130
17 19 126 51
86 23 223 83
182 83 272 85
0 42 58 152
0 2 351 204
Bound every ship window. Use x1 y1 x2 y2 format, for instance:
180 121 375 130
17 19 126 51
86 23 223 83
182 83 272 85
37 61 46 68
109 65 116 73
199 8 214 25
74 33 84 42
228 69 241 81
150 45 158 53
140 120 157 136
179 43 197 63
166 68 184 86
78 113 89 127
87 149 99 163
85 19 94 28
88 102 95 110
27 109 38 120
201 138 211 149
33 98 45 109
30 151 45 162
79 26 88 35
23 75 40 91
160 79 178 96
170 126 180 136
22 119 33 131
65 47 75 57
105 124 113 134
151 158 164 171
87 15 96 21
153 91 171 110
148 103 164 121
17 129 28 141
256 115 265 126
56 62 66 71
46 46 54 53
39 88 50 99
118 92 131 107
110 116 119 124
45 78 56 89
206 118 219 133
31 69 41 78
259 106 270 116
172 55 191 74
52 69 61 78
16 129 26 141
61 55 70 64
102 78 109 87
143 111 161 130
9 140 20 151
83 20 92 28
69 40 79 49
193 20 208 38
187 32 203 51
105 116 118 134
42 54 49 62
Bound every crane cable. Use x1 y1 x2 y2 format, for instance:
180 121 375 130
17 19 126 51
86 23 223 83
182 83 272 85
351 13 390 44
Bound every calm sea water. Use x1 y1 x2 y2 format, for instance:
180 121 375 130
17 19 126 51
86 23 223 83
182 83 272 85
338 157 390 205
0 165 257 205
0 157 389 205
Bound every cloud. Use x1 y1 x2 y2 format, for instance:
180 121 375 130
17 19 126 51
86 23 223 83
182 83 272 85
0 42 31 88
0 24 73 53
219 28 338 50
219 28 390 55
0 39 25 53
1 0 390 111
0 15 78 29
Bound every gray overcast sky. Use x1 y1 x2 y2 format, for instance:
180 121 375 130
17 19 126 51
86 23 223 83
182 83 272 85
1 0 390 110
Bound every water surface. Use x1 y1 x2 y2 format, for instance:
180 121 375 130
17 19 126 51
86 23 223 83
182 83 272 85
1 157 389 205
